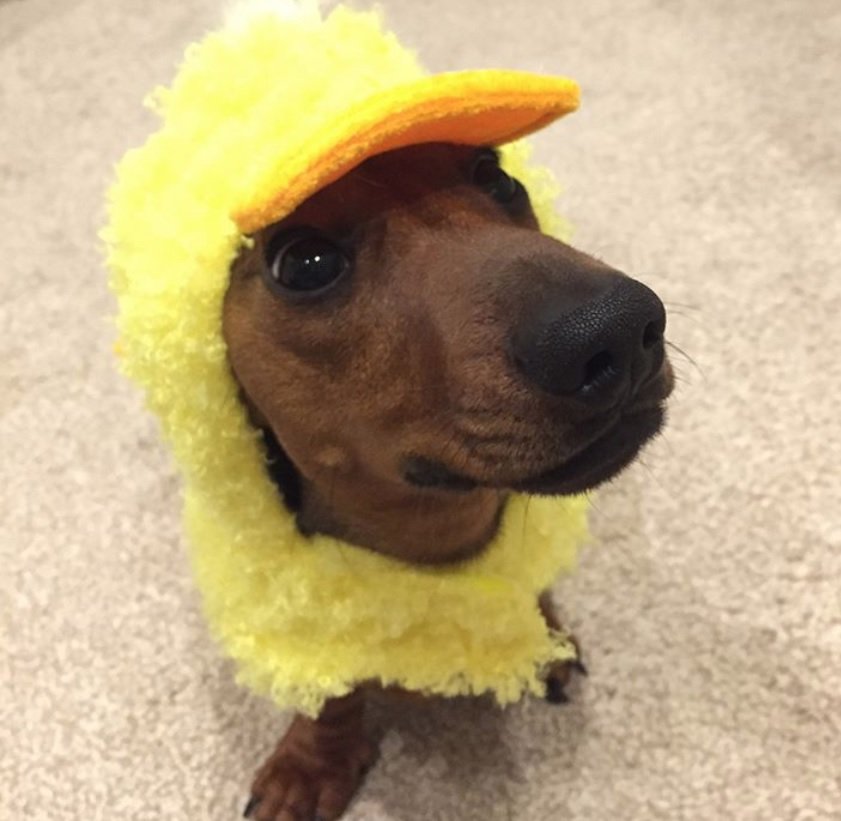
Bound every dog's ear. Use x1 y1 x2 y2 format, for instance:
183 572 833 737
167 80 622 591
260 426 303 513
239 389 303 513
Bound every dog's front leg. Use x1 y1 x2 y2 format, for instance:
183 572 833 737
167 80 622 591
539 590 588 704
245 689 377 821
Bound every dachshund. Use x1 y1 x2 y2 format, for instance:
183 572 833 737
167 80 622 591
223 142 674 821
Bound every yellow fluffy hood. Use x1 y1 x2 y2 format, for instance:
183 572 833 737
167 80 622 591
103 1 589 717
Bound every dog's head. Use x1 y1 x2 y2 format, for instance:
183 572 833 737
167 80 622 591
224 142 673 516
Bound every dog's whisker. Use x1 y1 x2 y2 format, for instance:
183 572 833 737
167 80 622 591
663 300 702 313
326 463 340 524
521 494 532 552
668 365 690 384
354 170 390 189
453 411 513 427
451 403 521 422
634 454 670 497
461 438 547 473
454 427 535 449
665 340 705 382
665 309 702 325
434 426 480 482
634 455 657 486
656 429 677 459
583 489 605 518
334 539 360 576
412 484 425 529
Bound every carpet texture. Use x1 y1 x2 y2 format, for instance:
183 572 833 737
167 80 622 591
2 0 839 819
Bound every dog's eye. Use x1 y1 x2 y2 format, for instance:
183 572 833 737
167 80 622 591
471 151 524 205
266 232 351 295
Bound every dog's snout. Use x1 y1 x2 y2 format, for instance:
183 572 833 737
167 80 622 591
510 275 666 407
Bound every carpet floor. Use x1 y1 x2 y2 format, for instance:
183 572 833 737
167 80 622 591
3 0 839 818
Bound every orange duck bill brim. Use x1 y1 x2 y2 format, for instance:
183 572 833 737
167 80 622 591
235 69 580 233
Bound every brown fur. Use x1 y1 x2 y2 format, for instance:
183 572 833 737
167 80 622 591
223 143 673 820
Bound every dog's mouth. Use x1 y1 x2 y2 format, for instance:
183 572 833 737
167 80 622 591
402 404 666 497
509 405 665 495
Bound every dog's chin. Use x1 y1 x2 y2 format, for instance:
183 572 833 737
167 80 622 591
402 405 666 497
509 405 666 496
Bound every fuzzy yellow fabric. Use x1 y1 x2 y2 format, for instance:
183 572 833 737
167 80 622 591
103 1 589 717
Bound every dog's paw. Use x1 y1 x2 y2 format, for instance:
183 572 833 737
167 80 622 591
537 592 587 704
543 636 588 705
245 719 378 821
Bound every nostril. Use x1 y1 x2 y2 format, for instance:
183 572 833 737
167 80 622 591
582 350 617 392
642 320 664 350
510 274 666 401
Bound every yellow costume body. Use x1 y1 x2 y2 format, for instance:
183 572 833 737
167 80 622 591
103 1 590 717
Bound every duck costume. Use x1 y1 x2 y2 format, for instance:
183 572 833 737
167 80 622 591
103 0 590 718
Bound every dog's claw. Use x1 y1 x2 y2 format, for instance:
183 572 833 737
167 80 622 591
572 658 589 677
545 676 570 704
243 796 260 818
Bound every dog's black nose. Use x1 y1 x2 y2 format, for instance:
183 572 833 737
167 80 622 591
510 274 666 407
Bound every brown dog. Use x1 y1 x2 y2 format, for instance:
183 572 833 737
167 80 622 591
224 142 673 821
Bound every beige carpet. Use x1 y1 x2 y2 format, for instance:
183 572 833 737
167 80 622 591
3 0 840 818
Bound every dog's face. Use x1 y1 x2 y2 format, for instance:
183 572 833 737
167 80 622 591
224 143 673 506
